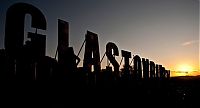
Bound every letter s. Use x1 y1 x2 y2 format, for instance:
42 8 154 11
106 42 119 77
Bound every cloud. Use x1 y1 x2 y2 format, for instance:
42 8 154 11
181 40 199 46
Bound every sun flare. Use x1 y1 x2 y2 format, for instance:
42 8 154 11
177 64 193 72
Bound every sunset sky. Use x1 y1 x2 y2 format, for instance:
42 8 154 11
0 0 199 76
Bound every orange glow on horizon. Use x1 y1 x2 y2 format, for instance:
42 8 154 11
176 64 193 72
170 63 199 77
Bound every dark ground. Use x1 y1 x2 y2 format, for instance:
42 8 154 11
0 76 200 107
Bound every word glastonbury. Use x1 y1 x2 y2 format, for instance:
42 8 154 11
0 3 170 81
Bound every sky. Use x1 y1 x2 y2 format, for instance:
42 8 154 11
0 0 199 76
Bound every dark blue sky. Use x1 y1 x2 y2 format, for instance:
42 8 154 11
0 0 199 75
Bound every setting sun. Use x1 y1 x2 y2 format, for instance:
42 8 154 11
177 64 193 72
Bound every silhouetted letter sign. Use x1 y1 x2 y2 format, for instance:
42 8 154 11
142 58 149 79
161 67 166 79
167 70 170 79
150 61 155 79
121 50 131 77
27 32 46 58
134 55 142 79
58 19 69 64
5 3 47 79
83 31 101 74
106 42 119 77
5 3 46 57
159 65 163 79
2 2 171 80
